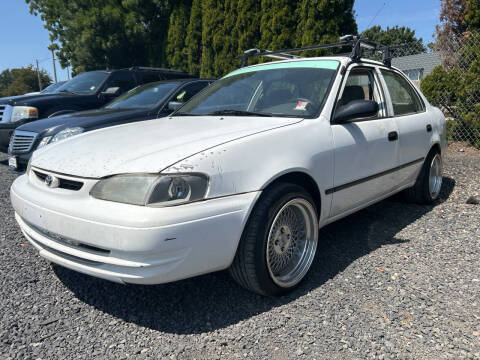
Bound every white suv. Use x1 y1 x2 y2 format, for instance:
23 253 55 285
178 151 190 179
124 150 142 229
10 45 446 296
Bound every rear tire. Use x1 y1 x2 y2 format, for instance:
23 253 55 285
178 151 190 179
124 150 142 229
229 183 318 296
404 149 443 204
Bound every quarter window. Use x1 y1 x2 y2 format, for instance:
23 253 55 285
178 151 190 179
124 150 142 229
381 70 424 116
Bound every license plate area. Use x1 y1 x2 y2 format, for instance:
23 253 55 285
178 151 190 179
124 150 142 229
8 156 17 169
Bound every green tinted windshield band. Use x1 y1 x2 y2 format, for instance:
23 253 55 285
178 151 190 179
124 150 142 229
223 60 340 78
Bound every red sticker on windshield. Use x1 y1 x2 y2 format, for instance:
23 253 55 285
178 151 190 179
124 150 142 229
295 101 308 111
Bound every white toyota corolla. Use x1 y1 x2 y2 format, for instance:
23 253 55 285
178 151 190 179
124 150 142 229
11 52 446 296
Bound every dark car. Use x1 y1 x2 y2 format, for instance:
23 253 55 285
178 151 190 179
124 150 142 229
8 78 213 171
0 67 194 152
39 81 68 94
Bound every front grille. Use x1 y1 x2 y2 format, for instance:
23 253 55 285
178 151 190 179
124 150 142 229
0 105 5 122
34 170 84 191
9 130 38 154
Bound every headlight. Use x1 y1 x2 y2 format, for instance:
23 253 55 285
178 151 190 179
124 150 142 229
49 127 84 144
90 174 209 206
11 106 38 123
36 136 52 149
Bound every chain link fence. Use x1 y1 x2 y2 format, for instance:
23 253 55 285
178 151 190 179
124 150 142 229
382 32 480 149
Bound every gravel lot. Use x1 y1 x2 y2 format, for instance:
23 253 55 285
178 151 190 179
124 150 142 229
1 145 479 360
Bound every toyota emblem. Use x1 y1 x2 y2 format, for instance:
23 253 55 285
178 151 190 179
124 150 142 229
44 175 59 188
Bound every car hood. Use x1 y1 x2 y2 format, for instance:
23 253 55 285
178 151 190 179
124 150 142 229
31 116 303 178
0 93 50 104
17 108 150 135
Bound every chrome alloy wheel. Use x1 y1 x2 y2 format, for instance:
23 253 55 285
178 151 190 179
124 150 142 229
266 198 318 288
429 153 443 200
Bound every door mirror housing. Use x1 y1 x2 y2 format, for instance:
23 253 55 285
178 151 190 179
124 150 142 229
333 100 379 124
168 101 183 111
100 87 121 97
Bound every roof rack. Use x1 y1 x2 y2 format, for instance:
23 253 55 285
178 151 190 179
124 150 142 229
127 66 190 74
238 35 406 68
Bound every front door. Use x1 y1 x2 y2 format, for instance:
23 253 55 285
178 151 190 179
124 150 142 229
329 66 399 217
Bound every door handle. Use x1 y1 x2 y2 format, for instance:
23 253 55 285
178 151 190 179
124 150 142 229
388 131 398 141
426 124 432 132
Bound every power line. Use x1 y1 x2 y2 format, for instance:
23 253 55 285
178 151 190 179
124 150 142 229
366 1 387 29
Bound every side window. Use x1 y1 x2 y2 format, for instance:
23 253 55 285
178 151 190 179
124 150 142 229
380 70 424 116
337 67 381 117
172 82 209 103
104 72 137 93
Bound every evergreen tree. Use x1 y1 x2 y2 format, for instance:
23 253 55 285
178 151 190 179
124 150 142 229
296 0 357 55
259 0 297 51
166 1 191 71
360 25 426 55
200 0 224 77
0 66 51 97
234 0 262 65
185 0 202 75
213 0 239 76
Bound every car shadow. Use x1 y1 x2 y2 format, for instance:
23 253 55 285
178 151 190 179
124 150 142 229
0 158 8 166
54 177 455 335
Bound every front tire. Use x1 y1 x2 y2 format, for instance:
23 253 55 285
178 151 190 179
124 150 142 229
404 149 443 204
229 183 318 296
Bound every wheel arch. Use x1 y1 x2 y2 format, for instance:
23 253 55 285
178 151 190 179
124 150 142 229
260 170 322 217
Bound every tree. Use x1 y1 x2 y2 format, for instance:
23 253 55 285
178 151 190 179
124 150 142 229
234 0 261 57
0 66 51 97
200 0 224 77
166 1 191 71
26 0 173 73
185 0 203 75
259 0 297 51
296 0 357 55
466 0 480 29
360 25 426 55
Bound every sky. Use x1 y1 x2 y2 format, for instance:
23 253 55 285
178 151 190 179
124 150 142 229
0 0 441 81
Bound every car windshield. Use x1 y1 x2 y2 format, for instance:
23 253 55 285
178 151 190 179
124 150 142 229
176 60 339 118
40 81 66 94
105 81 179 109
56 71 108 95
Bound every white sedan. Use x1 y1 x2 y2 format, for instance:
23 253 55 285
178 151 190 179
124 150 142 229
11 56 446 296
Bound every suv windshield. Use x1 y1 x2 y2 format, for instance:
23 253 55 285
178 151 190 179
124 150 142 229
105 81 179 109
40 81 66 94
56 71 108 95
176 60 339 118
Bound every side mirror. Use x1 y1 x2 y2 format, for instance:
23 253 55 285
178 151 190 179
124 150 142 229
100 87 121 97
333 100 379 124
168 101 183 111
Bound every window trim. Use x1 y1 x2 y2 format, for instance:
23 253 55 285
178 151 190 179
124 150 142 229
330 64 388 124
378 68 426 117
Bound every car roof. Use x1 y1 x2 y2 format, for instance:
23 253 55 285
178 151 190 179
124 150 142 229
237 56 402 73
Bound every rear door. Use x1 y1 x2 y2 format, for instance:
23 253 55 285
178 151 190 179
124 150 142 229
329 65 400 217
379 69 430 186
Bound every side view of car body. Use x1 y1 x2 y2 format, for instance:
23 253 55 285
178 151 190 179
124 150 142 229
10 54 446 296
7 79 213 171
0 67 193 152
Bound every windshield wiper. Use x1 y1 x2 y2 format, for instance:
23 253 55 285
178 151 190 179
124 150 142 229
172 112 203 116
58 90 77 94
207 109 273 117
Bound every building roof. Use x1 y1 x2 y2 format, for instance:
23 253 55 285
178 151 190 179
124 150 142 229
391 52 441 75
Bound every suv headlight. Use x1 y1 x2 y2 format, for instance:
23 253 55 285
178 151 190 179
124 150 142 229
90 174 209 206
11 106 38 123
49 127 84 145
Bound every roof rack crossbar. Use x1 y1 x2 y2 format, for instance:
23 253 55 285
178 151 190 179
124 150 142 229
237 36 407 68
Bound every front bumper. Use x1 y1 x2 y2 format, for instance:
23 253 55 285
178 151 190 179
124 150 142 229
11 171 259 284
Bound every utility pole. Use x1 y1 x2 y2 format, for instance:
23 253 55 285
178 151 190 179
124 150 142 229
35 59 43 91
51 49 57 83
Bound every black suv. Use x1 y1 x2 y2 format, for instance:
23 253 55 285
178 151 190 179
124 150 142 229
0 67 193 152
8 78 214 171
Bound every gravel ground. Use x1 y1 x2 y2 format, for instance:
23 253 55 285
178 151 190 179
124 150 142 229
0 145 479 360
